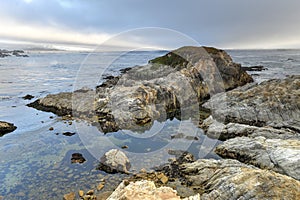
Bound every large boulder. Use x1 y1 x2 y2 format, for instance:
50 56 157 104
98 149 131 174
0 121 17 136
181 159 300 200
215 136 300 180
28 46 253 133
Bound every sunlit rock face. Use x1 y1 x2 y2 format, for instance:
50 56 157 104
28 46 253 133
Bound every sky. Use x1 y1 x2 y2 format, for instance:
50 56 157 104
0 0 300 50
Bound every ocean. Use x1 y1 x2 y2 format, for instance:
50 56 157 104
0 49 299 199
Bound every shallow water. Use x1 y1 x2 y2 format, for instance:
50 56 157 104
0 49 300 199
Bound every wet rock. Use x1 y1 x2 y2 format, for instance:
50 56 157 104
203 75 300 130
181 159 300 200
0 121 17 136
86 190 94 195
63 192 75 200
0 49 28 58
22 94 34 100
28 46 252 133
98 149 131 174
71 153 86 164
242 65 267 71
107 180 199 200
62 132 76 136
215 136 300 180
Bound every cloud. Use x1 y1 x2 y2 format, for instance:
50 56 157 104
0 0 300 49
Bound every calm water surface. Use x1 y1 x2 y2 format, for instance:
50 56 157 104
0 49 299 199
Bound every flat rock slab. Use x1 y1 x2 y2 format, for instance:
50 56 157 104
0 121 17 136
215 136 300 180
201 116 300 141
181 159 300 200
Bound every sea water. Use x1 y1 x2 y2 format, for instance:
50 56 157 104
0 49 299 199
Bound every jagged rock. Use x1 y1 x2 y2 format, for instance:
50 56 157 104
203 75 300 130
215 136 300 180
107 180 200 200
0 121 17 136
181 159 300 200
28 46 252 133
98 149 131 174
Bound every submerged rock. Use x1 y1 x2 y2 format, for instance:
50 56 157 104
181 159 300 200
98 149 131 174
215 136 300 180
0 121 17 136
27 46 252 133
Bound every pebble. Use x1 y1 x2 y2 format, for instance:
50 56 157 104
97 183 105 191
157 173 168 184
86 190 94 195
49 127 54 131
78 190 84 197
63 192 75 200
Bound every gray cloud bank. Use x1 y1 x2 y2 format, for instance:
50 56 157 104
0 0 300 49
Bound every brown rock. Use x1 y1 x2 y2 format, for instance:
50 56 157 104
63 192 75 200
78 190 84 197
157 172 168 184
97 183 105 191
0 121 17 136
86 190 94 195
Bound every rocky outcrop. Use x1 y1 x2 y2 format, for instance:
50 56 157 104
28 46 253 133
215 136 300 180
203 75 300 130
98 149 131 174
107 180 200 200
181 159 300 200
0 121 17 136
0 49 28 58
199 75 300 182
